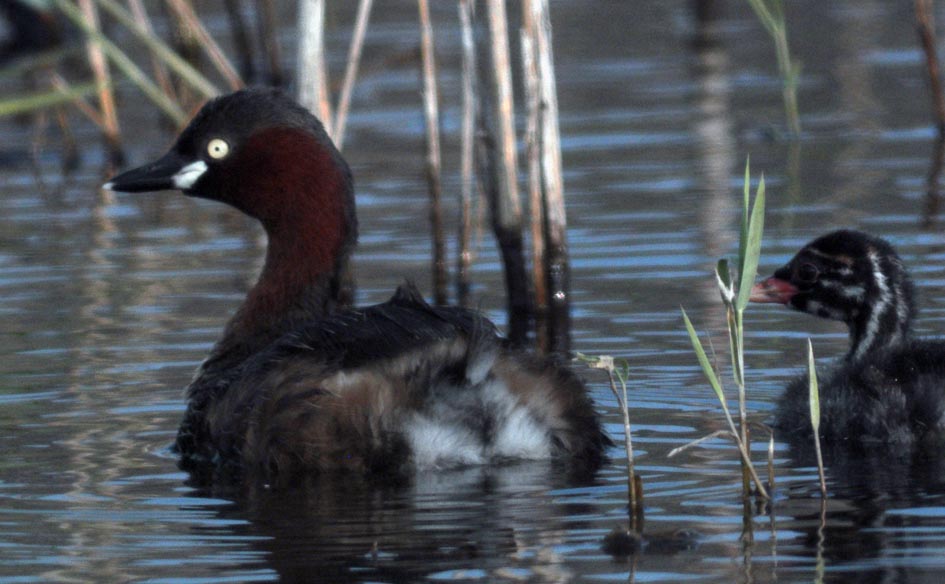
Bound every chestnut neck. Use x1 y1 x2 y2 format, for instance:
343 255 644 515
205 127 356 373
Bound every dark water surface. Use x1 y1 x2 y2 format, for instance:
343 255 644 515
3 1 945 582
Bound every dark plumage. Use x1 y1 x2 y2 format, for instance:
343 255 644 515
104 88 609 484
750 229 945 451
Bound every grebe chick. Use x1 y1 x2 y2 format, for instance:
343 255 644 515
750 229 945 450
104 88 609 482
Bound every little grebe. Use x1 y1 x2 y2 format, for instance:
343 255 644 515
104 88 609 481
750 229 945 450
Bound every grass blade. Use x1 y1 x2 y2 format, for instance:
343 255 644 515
0 82 103 117
54 0 188 125
808 339 820 432
738 158 750 276
808 339 827 498
681 306 770 500
716 258 734 305
736 176 766 311
681 308 728 414
94 0 220 99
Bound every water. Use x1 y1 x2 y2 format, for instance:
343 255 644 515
3 0 945 581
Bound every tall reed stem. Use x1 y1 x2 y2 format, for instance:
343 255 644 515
530 0 570 352
480 0 528 345
164 0 243 90
54 0 187 125
520 22 547 349
417 0 447 305
76 0 122 165
296 0 333 132
126 0 176 101
334 0 373 149
94 0 219 99
457 0 477 306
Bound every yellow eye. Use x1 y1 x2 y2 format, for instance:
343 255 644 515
207 138 230 160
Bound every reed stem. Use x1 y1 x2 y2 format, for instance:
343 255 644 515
457 0 477 307
54 0 188 125
49 74 104 126
164 0 244 90
481 0 528 345
126 0 177 101
76 0 122 165
520 23 548 350
915 0 945 138
0 81 102 117
94 0 219 99
417 0 447 305
334 0 373 149
606 366 639 524
530 0 571 352
297 0 333 133
576 354 641 528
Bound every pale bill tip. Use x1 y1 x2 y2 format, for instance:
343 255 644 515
102 181 115 191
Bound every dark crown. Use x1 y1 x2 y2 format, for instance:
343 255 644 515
773 230 915 361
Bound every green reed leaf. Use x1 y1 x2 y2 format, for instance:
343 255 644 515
736 176 766 311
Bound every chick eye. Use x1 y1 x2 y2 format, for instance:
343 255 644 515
797 263 819 283
206 138 230 160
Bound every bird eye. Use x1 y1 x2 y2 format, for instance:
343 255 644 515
206 138 230 160
797 263 819 283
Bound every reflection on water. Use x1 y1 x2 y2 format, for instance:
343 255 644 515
203 464 603 583
3 0 945 581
